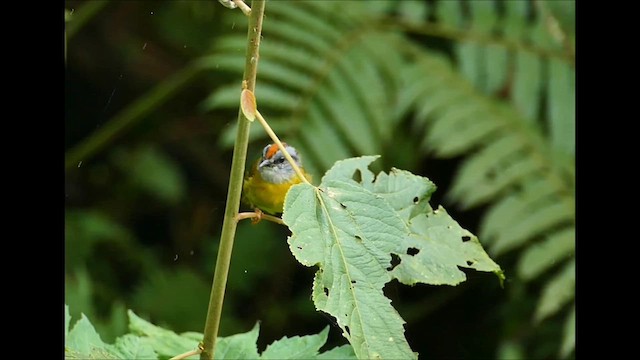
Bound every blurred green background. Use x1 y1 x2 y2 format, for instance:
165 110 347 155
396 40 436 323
65 1 575 359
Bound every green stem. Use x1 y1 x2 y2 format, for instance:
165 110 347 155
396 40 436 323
200 1 266 359
64 63 202 171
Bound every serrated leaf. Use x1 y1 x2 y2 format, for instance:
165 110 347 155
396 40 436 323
215 323 260 360
283 156 502 358
370 168 436 222
66 313 116 359
110 334 157 360
535 260 575 322
261 327 329 359
284 169 415 359
316 344 357 359
128 310 200 358
396 207 503 286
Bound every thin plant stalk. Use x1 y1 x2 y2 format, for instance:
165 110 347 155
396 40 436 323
200 1 266 359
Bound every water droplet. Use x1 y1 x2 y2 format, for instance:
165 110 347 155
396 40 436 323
77 161 82 168
244 270 248 274
173 254 178 261
150 11 154 15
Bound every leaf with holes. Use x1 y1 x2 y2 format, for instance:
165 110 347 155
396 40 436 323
283 156 503 359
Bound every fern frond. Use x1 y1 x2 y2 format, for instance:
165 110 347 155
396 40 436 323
204 0 405 173
517 227 575 281
393 29 574 356
534 259 575 323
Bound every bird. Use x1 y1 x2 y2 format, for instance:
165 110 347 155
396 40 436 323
242 142 311 216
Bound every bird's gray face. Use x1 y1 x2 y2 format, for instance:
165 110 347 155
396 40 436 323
258 144 302 184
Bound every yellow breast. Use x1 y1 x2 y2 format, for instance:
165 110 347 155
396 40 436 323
242 165 308 215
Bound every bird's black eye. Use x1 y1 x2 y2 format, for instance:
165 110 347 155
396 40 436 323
274 157 285 164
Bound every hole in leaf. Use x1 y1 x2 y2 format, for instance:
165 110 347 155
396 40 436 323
386 253 401 271
340 203 347 209
413 196 419 204
352 169 362 183
324 287 329 297
351 280 356 284
406 247 419 256
466 260 474 266
344 325 351 336
462 236 471 242
354 235 362 243
297 246 302 250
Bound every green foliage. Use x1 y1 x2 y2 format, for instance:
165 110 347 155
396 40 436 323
65 306 355 360
203 0 574 357
66 0 574 358
283 156 502 358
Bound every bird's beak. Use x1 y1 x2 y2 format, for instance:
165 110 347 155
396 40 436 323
259 159 271 169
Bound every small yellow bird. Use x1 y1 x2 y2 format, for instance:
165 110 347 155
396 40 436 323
242 142 311 215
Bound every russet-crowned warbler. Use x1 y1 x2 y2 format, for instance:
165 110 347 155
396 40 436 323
242 143 311 215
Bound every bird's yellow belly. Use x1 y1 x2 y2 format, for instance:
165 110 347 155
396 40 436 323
243 176 302 215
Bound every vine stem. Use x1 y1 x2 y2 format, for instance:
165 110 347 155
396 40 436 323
200 1 266 359
236 211 285 225
240 89 310 186
170 348 202 360
255 109 311 185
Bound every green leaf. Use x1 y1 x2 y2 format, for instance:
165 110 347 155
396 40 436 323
131 269 210 334
397 0 427 23
492 201 573 256
517 227 575 281
110 334 157 360
397 206 503 286
316 344 357 359
283 156 502 358
512 49 543 122
547 59 575 155
128 310 200 358
128 310 262 360
284 170 416 358
261 327 329 359
560 305 575 358
535 260 575 322
215 323 260 360
66 313 116 359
